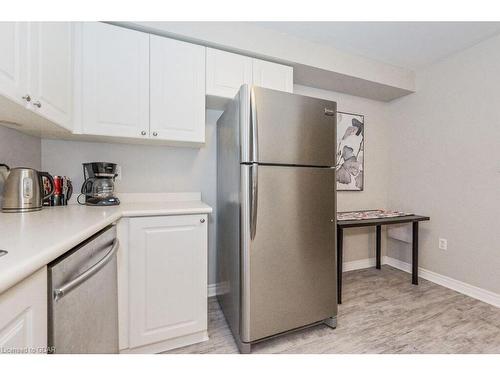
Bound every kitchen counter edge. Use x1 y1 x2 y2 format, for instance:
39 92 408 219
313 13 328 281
0 200 212 294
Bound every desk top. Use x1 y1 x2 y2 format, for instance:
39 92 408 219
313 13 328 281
337 214 430 228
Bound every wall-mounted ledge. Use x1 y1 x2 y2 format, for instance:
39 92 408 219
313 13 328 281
114 21 416 102
294 63 414 102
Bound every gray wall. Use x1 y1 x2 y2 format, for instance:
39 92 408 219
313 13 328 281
0 126 41 206
386 34 500 294
8 33 500 296
294 85 391 263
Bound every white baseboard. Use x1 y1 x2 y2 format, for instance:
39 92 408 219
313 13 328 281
343 257 377 271
207 283 217 297
383 256 500 308
207 256 500 308
382 256 412 272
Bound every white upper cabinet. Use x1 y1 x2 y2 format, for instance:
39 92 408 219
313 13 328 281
150 35 205 143
206 48 252 99
0 22 28 106
0 22 293 145
80 22 150 138
78 23 205 144
252 59 293 93
206 47 293 104
29 22 74 130
0 22 73 130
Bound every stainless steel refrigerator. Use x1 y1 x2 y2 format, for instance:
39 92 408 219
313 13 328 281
216 85 337 353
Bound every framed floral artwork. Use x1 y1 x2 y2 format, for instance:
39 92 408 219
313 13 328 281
336 112 364 191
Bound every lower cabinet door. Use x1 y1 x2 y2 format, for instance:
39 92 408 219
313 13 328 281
128 215 207 349
0 267 47 354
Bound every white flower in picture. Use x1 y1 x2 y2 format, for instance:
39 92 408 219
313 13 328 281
336 112 364 191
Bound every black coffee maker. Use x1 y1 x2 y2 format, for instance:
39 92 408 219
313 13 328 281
79 162 120 206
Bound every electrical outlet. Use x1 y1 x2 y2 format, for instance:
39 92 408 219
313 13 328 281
439 238 447 250
115 165 122 181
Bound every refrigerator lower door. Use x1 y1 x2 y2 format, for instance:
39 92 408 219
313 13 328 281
240 164 337 343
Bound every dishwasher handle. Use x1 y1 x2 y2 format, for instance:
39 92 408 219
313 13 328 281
53 239 119 302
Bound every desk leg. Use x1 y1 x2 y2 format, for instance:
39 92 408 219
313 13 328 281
376 225 381 269
337 227 343 304
412 221 419 285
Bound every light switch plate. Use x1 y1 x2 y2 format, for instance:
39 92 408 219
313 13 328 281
439 238 448 250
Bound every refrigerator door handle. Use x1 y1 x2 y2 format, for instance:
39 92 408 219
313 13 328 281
250 87 259 162
250 164 258 240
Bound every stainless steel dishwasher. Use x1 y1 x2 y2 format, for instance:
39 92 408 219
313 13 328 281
48 225 119 354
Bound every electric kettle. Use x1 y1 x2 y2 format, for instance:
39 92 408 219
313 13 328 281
0 164 55 213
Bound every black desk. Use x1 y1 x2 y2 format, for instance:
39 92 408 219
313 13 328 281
336 214 430 304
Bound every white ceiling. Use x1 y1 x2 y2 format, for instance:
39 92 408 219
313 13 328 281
253 22 500 70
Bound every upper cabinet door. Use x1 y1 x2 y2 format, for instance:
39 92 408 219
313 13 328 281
252 59 293 93
81 23 149 138
150 35 205 143
0 22 28 105
206 48 252 99
29 22 73 130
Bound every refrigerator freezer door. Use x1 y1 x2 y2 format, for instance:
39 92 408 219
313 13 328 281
243 86 336 166
240 164 337 343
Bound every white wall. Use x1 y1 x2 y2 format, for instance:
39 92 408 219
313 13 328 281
42 110 221 284
294 85 391 262
386 34 500 294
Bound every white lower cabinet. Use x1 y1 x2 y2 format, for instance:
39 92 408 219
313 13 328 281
121 214 208 353
0 267 47 354
79 22 150 138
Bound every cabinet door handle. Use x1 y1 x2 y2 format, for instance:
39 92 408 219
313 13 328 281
200 218 205 223
22 94 31 102
32 101 42 108
152 132 158 137
141 130 147 136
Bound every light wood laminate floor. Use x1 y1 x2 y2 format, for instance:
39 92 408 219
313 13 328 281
166 266 500 354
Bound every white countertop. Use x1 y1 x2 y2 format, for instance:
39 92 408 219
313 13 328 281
0 193 212 294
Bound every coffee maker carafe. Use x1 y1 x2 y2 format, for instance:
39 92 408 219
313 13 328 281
79 162 120 206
